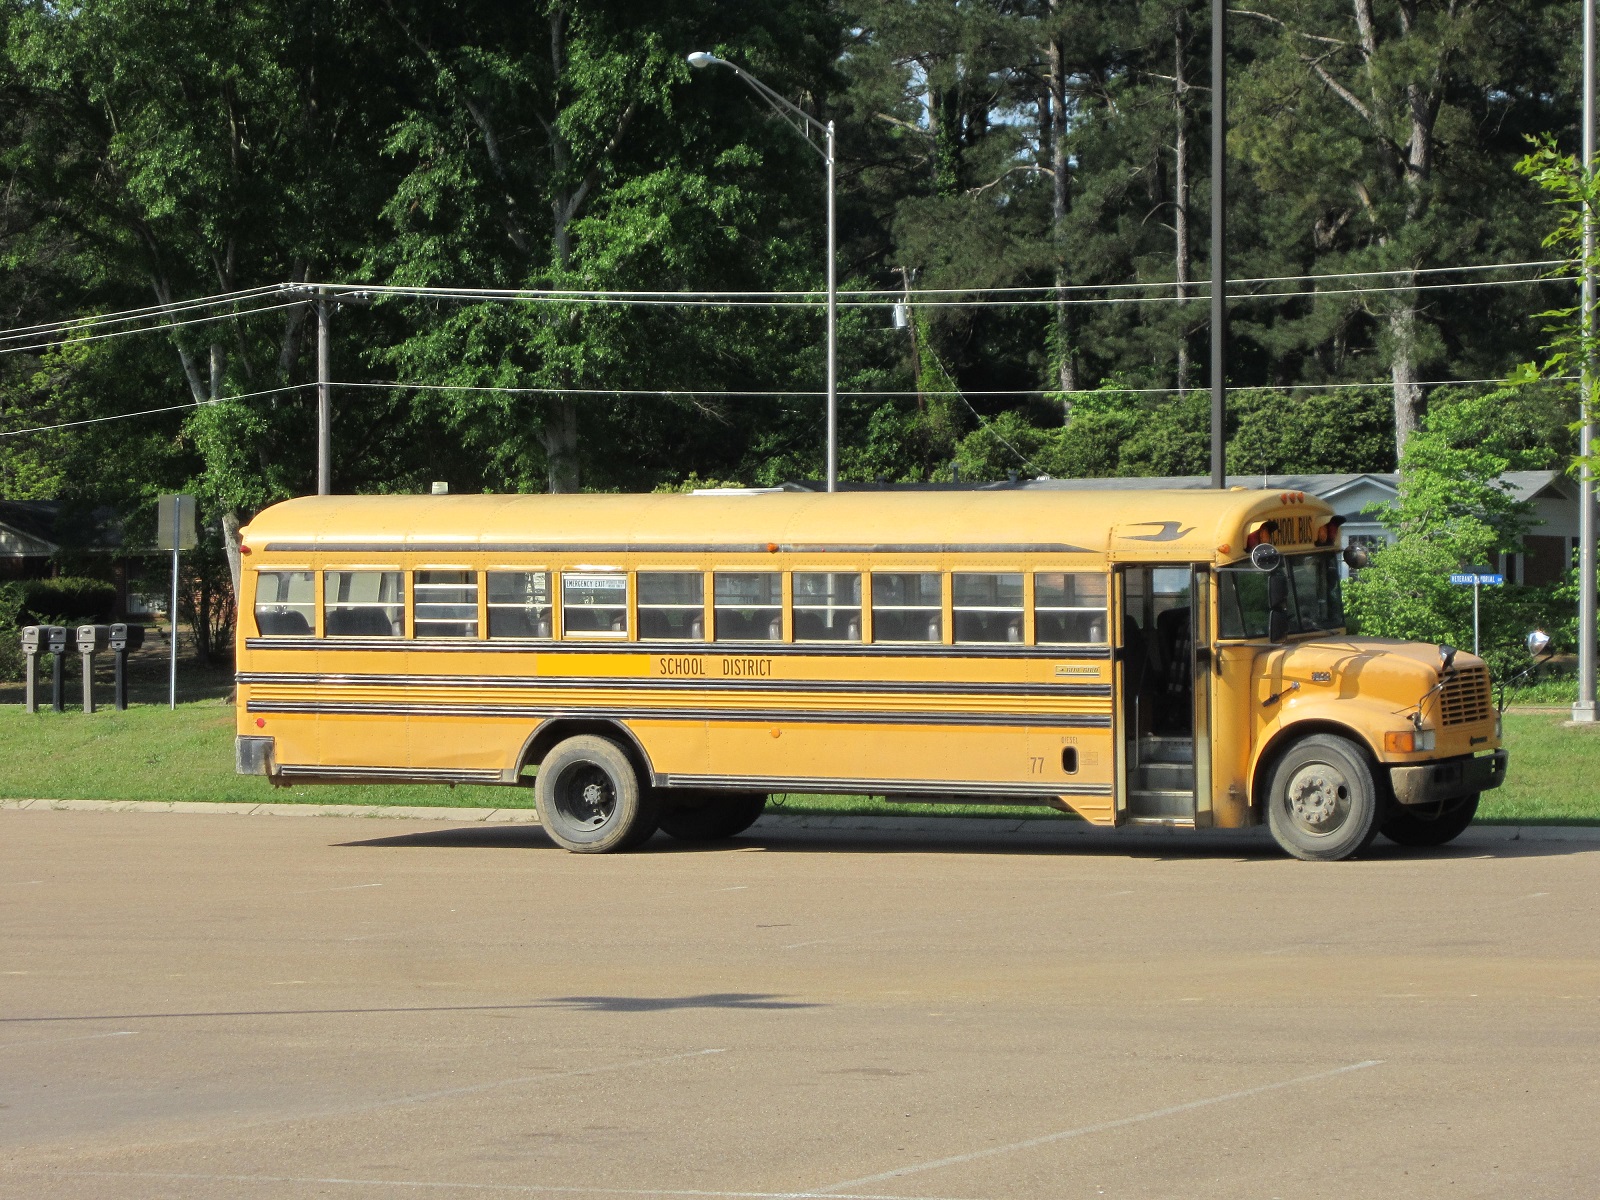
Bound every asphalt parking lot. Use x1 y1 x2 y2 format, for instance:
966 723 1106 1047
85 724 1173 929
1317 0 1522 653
2 811 1597 1199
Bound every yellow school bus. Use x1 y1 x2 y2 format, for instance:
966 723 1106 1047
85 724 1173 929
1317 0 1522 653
233 488 1505 860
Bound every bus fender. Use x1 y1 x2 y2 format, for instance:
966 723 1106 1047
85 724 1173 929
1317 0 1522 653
1249 717 1385 815
514 718 661 788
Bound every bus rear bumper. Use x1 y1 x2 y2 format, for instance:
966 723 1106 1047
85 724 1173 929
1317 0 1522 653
1389 749 1506 806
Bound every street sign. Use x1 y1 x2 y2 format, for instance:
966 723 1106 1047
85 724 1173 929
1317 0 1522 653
155 493 196 710
156 493 197 550
1449 568 1504 655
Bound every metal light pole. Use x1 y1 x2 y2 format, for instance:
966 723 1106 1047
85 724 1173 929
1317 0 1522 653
689 52 838 492
1577 0 1597 722
1209 0 1227 490
316 289 331 496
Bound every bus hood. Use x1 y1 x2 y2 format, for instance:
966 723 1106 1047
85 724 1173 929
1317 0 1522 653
1254 636 1481 711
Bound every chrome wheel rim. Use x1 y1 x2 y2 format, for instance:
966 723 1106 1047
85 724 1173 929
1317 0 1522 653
1283 760 1352 837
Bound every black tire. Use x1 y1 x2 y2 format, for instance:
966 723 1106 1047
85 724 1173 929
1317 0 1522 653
1266 734 1383 862
657 791 768 841
1381 793 1479 847
534 735 658 853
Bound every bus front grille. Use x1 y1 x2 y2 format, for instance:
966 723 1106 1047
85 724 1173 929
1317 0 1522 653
1439 666 1492 726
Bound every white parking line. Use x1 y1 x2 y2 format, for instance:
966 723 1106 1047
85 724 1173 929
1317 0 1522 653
0 1030 137 1050
0 1172 982 1200
811 1059 1384 1193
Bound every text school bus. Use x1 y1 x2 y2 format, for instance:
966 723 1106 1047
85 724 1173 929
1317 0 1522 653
234 489 1505 861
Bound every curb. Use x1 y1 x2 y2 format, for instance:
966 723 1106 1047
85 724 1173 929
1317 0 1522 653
3 797 1599 846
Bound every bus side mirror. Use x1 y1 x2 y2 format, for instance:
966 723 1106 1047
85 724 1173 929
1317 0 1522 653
1342 543 1369 570
1527 629 1551 658
1267 571 1289 610
1268 608 1290 644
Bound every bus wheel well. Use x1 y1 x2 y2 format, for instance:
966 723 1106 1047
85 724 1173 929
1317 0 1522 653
515 720 657 788
1250 720 1382 815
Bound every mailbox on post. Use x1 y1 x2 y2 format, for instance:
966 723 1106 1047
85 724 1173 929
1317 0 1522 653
20 626 45 713
107 623 144 710
42 625 69 713
76 624 111 713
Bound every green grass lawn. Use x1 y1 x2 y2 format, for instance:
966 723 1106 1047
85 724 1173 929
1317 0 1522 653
1 685 1595 822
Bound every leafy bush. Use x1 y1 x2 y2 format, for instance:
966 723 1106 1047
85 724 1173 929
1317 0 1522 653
0 583 23 682
15 577 117 628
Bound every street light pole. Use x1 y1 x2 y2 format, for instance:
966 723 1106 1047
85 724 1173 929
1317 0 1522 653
1577 0 1597 722
689 52 838 491
316 289 331 496
1209 0 1227 490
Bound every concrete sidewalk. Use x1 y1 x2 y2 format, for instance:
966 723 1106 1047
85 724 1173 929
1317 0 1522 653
3 795 1598 847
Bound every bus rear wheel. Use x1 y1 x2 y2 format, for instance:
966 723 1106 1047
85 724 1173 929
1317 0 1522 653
1266 734 1382 862
1381 794 1479 847
534 735 658 853
658 791 768 841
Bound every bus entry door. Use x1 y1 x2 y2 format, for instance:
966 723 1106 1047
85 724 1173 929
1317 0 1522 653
1116 565 1212 825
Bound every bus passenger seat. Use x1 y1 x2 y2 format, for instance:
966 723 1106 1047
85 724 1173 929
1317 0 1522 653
257 610 311 636
1007 617 1022 642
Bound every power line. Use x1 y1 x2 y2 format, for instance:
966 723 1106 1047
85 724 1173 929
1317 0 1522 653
0 284 290 345
3 373 1574 439
0 383 311 438
0 260 1572 357
0 298 313 359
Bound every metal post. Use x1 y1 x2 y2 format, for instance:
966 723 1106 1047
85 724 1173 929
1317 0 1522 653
114 649 127 711
1208 0 1227 490
50 648 63 713
24 650 37 714
316 292 332 496
1473 579 1481 657
169 540 179 711
1577 0 1598 722
825 120 838 494
81 650 95 714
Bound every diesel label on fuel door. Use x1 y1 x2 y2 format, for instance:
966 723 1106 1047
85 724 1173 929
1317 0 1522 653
1054 664 1099 677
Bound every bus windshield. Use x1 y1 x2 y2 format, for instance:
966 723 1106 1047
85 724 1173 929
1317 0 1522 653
1218 550 1345 639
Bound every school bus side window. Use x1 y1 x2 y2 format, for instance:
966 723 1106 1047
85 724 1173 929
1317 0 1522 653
414 571 478 638
639 572 705 640
324 571 404 637
1034 572 1108 644
792 572 861 642
254 571 314 636
872 573 942 642
714 573 781 641
562 573 628 637
953 573 1023 643
487 571 553 638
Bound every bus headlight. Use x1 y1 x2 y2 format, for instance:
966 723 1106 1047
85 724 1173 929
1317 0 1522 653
1384 729 1436 753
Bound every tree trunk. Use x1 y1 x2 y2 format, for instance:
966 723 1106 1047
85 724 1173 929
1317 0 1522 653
1173 11 1191 396
221 509 244 614
540 400 581 493
1046 8 1076 418
1389 279 1424 450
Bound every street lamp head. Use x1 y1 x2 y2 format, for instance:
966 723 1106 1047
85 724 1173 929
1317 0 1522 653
686 51 720 69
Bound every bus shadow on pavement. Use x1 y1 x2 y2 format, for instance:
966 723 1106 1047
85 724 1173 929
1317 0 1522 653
333 823 1598 861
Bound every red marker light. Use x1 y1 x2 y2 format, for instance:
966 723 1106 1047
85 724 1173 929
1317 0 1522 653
255 718 266 729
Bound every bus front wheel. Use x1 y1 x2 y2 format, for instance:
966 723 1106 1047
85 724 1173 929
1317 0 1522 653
1266 734 1382 862
535 736 659 853
658 791 768 841
1381 794 1479 847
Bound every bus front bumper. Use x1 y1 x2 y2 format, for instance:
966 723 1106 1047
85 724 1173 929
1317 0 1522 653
1389 749 1506 806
